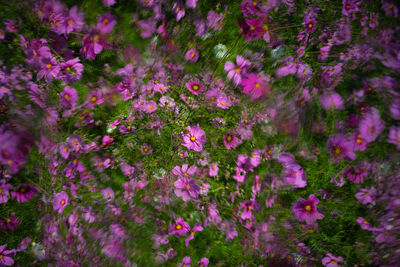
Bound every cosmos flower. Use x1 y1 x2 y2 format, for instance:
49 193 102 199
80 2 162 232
198 258 209 267
292 194 324 224
322 253 343 267
0 182 13 204
388 126 400 150
356 217 373 230
11 184 40 203
179 256 191 267
181 125 206 152
326 134 356 163
224 55 250 85
172 164 199 179
241 73 271 100
320 92 344 110
52 191 69 214
97 12 116 34
358 107 384 143
185 48 199 62
355 188 376 205
185 223 203 246
59 86 79 108
174 177 200 202
208 162 219 177
304 18 317 34
169 218 190 237
223 131 241 150
0 244 14 266
102 187 114 201
185 78 205 95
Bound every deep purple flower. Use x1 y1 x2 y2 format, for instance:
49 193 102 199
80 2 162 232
382 0 398 17
0 244 14 266
342 162 369 184
224 55 250 86
16 237 31 252
60 57 84 83
11 184 39 203
0 216 21 231
355 188 376 205
240 200 258 220
326 134 356 162
169 218 190 237
65 6 85 34
53 191 69 214
174 177 200 202
37 57 60 82
322 253 343 267
292 194 324 224
181 124 206 152
342 0 360 16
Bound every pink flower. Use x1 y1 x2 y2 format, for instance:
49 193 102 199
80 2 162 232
388 126 400 149
174 177 200 202
223 131 240 150
185 223 203 246
37 57 60 83
172 164 199 179
355 188 375 204
102 187 114 201
169 218 190 237
97 12 116 34
185 48 199 62
0 182 13 204
326 134 356 163
11 184 39 203
224 55 250 85
321 253 343 267
59 86 79 108
53 191 69 214
233 167 246 183
0 244 14 266
292 194 324 224
181 125 206 152
320 92 344 110
356 217 372 230
241 73 271 100
198 258 209 267
358 107 385 143
304 18 317 34
208 162 219 177
185 78 205 95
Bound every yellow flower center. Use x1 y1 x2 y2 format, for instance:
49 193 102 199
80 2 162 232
305 205 312 211
190 136 196 141
93 35 99 41
192 85 199 91
226 135 232 142
235 68 241 73
186 184 191 190
103 19 108 25
263 24 269 31
64 94 70 100
46 64 52 69
91 96 97 102
255 83 260 88
308 23 313 28
68 19 73 25
250 26 255 30
148 105 153 110
176 224 182 230
335 147 342 155
61 199 65 205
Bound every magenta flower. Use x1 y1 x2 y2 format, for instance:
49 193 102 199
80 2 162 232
0 216 21 231
342 163 369 184
0 182 13 204
223 131 240 150
140 144 153 155
180 256 191 267
172 2 186 21
185 223 203 246
322 253 343 267
181 124 206 152
52 191 69 214
388 126 400 149
144 100 157 113
216 93 232 109
233 167 246 183
198 258 209 267
355 188 376 205
102 187 114 201
358 108 384 143
11 184 39 203
59 86 79 109
172 164 199 179
185 78 205 95
320 92 344 110
283 163 307 188
97 12 116 34
292 194 324 224
356 217 372 230
0 244 14 266
342 0 360 16
304 18 317 34
169 218 190 237
102 0 116 7
224 55 250 85
60 57 84 83
208 162 219 177
174 177 200 202
185 48 199 62
85 89 104 109
64 6 85 34
240 200 258 220
138 18 156 38
241 73 271 100
16 237 31 252
37 57 60 82
326 134 356 162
